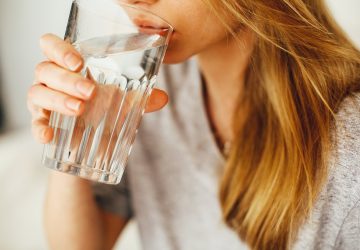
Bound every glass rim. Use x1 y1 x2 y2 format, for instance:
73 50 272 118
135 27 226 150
74 0 174 33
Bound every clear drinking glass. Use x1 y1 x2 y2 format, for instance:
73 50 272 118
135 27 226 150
42 0 173 184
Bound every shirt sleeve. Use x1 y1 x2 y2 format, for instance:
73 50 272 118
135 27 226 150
334 199 360 249
91 170 133 219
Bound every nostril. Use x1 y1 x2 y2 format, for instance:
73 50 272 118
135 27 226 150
126 0 157 5
122 0 147 4
135 1 150 6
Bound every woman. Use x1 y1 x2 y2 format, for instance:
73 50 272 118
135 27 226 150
27 0 360 249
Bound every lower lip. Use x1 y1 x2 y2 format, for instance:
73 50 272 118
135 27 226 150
137 26 170 36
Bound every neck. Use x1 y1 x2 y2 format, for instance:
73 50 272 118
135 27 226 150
196 30 254 145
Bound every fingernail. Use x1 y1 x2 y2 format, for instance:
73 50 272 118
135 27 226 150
64 52 82 71
65 98 82 111
76 80 95 97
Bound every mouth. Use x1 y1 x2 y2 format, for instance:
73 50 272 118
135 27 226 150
132 18 174 36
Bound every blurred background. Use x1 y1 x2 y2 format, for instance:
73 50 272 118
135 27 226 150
0 0 359 249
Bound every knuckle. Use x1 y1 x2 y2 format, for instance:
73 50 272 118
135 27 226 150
39 33 53 46
35 62 48 79
26 96 34 110
27 84 38 100
26 99 33 113
31 124 38 137
31 126 43 143
31 120 41 136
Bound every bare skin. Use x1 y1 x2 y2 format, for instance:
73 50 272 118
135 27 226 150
196 30 255 144
27 0 254 248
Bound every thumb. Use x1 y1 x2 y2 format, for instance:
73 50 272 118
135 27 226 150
145 88 168 113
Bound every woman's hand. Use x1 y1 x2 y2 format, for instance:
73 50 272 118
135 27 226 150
27 33 168 144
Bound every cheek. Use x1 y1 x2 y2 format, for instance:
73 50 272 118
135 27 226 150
162 24 228 64
159 3 228 64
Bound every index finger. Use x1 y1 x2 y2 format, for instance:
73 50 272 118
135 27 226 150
39 33 83 72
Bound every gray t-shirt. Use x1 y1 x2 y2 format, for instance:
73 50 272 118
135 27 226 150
92 58 360 250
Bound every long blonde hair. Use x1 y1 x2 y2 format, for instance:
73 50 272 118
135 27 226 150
202 0 360 249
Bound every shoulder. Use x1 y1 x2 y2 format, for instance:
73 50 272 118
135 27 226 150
293 94 360 249
331 92 360 175
324 91 360 213
334 92 360 140
328 91 360 195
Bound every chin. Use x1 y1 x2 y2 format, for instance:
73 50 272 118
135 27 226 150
162 46 193 64
162 54 184 64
